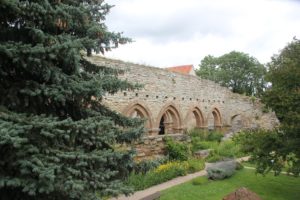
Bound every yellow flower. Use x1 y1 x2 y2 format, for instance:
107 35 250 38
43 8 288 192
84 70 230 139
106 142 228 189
154 161 181 173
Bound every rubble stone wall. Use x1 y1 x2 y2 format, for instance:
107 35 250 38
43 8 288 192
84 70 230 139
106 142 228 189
88 56 279 159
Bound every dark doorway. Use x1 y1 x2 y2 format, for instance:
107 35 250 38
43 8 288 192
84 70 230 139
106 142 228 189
159 117 165 135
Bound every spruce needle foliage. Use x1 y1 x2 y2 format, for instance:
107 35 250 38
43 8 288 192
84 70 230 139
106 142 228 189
0 0 143 199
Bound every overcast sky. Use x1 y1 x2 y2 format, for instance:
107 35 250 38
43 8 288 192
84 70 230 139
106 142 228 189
104 0 300 68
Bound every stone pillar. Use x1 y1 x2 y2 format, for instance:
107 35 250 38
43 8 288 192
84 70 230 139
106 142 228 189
164 121 173 134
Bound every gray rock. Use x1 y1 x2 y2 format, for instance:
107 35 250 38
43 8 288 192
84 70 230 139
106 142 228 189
206 160 237 180
194 149 212 158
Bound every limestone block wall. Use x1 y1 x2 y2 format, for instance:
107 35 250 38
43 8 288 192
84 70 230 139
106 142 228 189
134 134 189 159
87 56 279 158
88 56 277 131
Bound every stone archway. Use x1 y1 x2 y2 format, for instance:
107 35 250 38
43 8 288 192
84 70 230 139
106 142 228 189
123 102 154 134
184 106 206 130
156 103 183 135
208 107 222 130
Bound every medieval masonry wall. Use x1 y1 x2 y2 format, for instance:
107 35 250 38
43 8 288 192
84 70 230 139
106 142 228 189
88 56 278 159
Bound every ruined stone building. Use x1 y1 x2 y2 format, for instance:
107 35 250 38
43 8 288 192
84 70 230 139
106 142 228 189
88 56 278 158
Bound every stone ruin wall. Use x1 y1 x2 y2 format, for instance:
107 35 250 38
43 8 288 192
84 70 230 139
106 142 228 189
88 56 279 159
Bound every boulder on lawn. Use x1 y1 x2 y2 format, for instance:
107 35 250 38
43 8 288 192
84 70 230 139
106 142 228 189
222 187 262 200
206 160 237 180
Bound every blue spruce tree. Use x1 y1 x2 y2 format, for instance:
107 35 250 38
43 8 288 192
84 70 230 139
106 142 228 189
0 1 143 199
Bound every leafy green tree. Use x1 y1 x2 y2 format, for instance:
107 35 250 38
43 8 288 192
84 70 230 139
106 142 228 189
264 39 300 137
196 51 267 96
0 1 143 200
235 39 300 176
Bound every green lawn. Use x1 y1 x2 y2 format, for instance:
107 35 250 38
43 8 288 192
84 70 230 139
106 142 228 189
160 169 300 200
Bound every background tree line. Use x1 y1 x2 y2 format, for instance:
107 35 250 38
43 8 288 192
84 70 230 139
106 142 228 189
197 40 299 176
196 51 267 97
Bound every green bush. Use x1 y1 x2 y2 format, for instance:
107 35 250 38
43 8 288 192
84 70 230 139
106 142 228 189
185 159 205 173
191 139 218 153
205 140 246 162
190 136 203 152
218 140 244 158
205 151 225 163
133 157 168 174
165 137 190 161
232 130 296 175
188 128 206 138
189 128 223 142
207 131 223 142
191 140 204 152
192 176 209 185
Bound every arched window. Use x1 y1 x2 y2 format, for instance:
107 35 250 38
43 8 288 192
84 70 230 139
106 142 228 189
123 103 153 134
212 108 222 127
208 108 222 130
157 104 182 135
185 107 205 130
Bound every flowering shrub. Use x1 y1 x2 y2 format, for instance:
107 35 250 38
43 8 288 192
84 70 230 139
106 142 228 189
127 159 205 190
155 161 186 174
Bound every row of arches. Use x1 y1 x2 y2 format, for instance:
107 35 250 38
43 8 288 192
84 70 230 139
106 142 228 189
123 101 223 135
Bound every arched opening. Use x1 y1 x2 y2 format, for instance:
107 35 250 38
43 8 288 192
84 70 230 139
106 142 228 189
123 103 153 134
157 104 182 135
185 107 205 130
159 117 165 135
208 108 222 130
130 109 144 118
212 109 222 127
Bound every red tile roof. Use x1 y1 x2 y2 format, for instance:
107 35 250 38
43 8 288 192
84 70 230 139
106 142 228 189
166 65 194 75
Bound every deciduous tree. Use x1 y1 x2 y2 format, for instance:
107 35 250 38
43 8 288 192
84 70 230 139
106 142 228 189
236 39 300 176
196 51 267 96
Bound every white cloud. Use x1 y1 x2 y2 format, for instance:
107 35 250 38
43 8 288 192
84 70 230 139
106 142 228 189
104 0 300 67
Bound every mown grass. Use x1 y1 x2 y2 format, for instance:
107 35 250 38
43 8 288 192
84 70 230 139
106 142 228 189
160 168 300 200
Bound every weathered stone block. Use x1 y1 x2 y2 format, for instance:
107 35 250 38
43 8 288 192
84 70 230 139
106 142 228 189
194 149 212 158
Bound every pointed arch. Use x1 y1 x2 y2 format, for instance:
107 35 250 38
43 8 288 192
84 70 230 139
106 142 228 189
123 101 154 134
212 107 222 127
207 107 222 130
156 103 183 135
184 106 206 130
